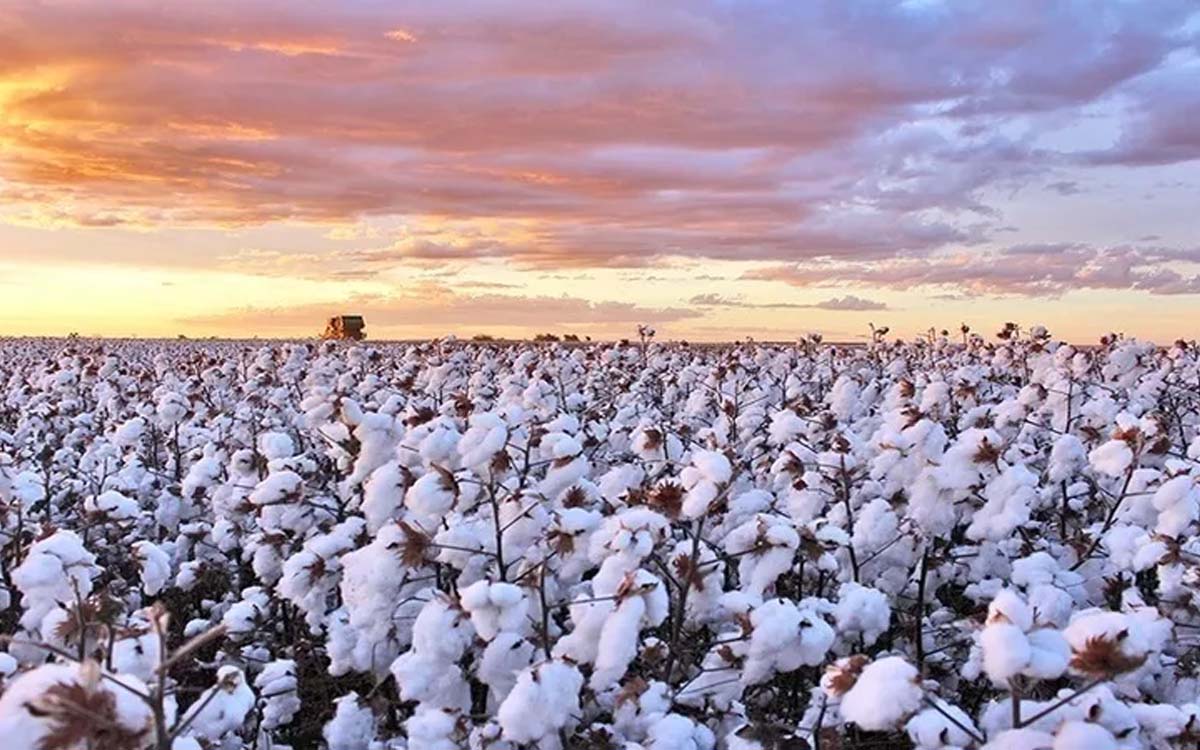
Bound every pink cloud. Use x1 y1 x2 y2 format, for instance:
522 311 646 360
0 0 1196 293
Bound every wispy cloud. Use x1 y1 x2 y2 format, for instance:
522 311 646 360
745 243 1200 297
688 293 888 311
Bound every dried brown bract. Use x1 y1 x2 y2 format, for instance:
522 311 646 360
396 521 432 567
1070 630 1147 677
648 482 684 519
823 655 869 696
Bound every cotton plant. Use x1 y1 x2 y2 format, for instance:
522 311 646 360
333 521 436 676
11 530 102 653
553 508 669 673
277 516 366 631
389 593 475 711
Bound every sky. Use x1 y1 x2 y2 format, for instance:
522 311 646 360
0 0 1198 342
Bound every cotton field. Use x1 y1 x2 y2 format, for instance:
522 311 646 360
1 329 1199 750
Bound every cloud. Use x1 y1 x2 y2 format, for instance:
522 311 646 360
0 0 1196 289
688 292 887 311
811 295 889 311
178 284 702 336
1078 68 1200 166
746 243 1200 296
1046 180 1083 196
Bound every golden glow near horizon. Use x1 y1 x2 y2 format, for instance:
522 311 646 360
2 254 1196 343
1 3 1199 342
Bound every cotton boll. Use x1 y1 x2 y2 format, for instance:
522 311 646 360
477 633 535 704
1153 474 1198 537
12 530 100 637
460 581 529 641
981 623 1032 684
411 595 475 663
342 410 404 493
110 624 162 681
905 702 979 750
690 449 732 484
133 540 171 595
981 729 1054 749
113 416 147 448
851 497 901 553
988 589 1034 632
418 424 462 468
680 449 732 518
498 660 583 745
406 469 459 523
85 489 140 521
156 391 190 427
839 657 922 731
631 425 684 464
249 470 304 509
1024 629 1070 680
979 589 1069 684
392 652 471 713
743 599 833 685
361 461 412 533
643 713 715 750
405 707 464 750
323 693 376 750
967 465 1036 542
1131 702 1200 743
0 652 17 679
222 587 270 638
1047 435 1086 483
180 666 255 742
388 594 474 711
258 431 296 461
834 583 891 647
598 463 646 503
255 660 301 730
458 412 509 471
1052 721 1117 750
768 410 806 446
590 508 670 565
1063 610 1154 677
1089 440 1134 478
724 515 800 599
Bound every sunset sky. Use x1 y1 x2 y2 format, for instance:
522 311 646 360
1 1 1198 341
